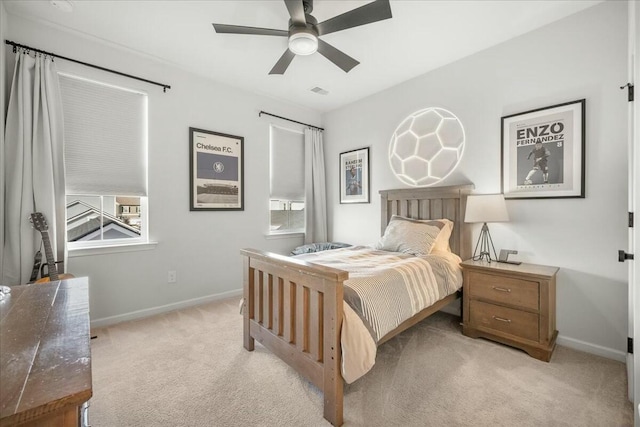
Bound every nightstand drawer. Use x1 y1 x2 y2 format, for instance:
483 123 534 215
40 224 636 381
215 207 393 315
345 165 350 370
469 300 539 342
468 271 539 311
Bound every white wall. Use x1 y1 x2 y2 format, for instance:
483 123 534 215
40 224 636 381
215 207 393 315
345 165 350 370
323 1 629 358
5 14 319 325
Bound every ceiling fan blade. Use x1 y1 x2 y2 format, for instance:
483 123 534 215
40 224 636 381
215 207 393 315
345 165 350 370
212 23 288 37
284 0 306 26
317 39 359 73
317 0 392 36
269 49 296 75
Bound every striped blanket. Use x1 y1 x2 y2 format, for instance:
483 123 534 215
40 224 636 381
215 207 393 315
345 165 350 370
296 246 463 343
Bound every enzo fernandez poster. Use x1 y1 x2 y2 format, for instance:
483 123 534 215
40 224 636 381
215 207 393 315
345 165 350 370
502 99 585 199
189 127 244 211
515 112 568 187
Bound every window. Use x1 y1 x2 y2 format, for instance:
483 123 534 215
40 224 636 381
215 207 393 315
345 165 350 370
66 195 145 242
269 125 305 233
58 74 148 247
269 200 304 233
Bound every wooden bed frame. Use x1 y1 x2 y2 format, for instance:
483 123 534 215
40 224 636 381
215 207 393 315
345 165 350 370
240 185 472 426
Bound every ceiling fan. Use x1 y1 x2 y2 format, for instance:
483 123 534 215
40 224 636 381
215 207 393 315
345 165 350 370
212 0 392 75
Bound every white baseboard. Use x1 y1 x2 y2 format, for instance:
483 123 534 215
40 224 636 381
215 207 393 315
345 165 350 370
556 335 627 363
90 289 243 329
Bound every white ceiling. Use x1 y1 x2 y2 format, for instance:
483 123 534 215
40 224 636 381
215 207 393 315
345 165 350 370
4 0 602 113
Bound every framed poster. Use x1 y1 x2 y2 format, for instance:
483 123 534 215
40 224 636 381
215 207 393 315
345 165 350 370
189 127 244 211
340 147 370 204
501 99 585 199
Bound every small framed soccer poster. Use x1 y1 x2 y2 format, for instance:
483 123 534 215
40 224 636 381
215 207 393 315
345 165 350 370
501 99 585 199
340 147 370 204
189 127 244 211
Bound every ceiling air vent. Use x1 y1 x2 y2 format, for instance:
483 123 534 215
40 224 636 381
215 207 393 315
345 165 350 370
310 86 329 95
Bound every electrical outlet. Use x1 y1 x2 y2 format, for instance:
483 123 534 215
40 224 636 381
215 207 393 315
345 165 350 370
167 270 177 284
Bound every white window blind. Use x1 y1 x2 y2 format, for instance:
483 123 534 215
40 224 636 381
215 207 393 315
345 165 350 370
270 125 304 200
59 74 147 196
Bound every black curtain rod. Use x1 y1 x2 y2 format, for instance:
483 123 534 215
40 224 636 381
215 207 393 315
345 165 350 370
259 111 324 131
5 40 171 93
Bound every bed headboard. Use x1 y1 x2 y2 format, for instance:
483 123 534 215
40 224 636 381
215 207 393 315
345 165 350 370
379 185 473 260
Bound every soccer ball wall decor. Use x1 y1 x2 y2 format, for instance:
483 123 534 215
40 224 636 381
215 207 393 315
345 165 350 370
389 107 465 187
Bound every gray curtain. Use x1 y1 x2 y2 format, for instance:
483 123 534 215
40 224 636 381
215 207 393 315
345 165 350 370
304 128 327 244
1 51 66 285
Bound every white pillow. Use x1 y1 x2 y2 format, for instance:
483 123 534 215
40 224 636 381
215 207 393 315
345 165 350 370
375 216 452 256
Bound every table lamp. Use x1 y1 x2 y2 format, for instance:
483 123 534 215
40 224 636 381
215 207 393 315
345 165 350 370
464 194 509 262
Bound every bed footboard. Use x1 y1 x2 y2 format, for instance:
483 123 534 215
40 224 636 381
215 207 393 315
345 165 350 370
240 248 349 426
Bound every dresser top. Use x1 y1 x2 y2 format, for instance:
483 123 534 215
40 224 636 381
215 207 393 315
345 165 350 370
460 259 559 278
0 277 92 425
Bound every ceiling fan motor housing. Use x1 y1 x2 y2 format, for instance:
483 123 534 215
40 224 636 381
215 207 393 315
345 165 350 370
302 0 314 14
288 14 318 34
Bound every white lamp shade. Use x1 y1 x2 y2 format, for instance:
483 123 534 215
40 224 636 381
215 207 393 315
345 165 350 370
289 33 318 55
464 194 509 223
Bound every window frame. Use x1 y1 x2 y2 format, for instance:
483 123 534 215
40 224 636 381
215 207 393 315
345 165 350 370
268 124 306 236
268 198 305 235
58 72 150 250
66 195 149 250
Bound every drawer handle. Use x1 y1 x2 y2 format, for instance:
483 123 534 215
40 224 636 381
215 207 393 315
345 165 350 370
492 316 512 323
492 286 511 293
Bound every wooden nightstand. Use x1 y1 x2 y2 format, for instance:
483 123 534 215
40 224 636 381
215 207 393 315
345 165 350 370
461 259 559 362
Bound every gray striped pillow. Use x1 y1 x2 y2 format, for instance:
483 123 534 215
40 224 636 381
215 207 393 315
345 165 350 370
375 216 446 256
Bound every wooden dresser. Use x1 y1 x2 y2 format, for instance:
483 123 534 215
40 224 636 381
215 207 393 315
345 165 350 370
0 277 92 427
461 260 559 362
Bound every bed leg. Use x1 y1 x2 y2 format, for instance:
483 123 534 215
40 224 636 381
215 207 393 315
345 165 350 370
323 281 344 426
243 258 255 352
323 376 343 426
243 306 254 352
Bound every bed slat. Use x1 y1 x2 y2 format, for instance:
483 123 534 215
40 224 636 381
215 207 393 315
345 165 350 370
295 283 303 349
443 198 456 221
257 271 264 324
400 199 408 217
409 199 419 218
282 281 291 343
391 200 399 216
288 281 296 344
431 198 443 219
420 200 430 220
310 291 323 362
274 277 284 336
265 274 273 329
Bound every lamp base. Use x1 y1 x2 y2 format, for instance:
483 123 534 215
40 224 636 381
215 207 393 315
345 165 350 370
471 223 498 263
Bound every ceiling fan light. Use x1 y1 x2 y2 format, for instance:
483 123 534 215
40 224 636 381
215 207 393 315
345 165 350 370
289 32 318 56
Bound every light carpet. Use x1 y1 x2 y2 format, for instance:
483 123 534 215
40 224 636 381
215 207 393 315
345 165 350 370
90 298 633 426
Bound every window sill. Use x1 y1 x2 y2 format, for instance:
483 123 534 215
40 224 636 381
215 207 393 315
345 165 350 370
264 232 305 240
68 241 158 257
